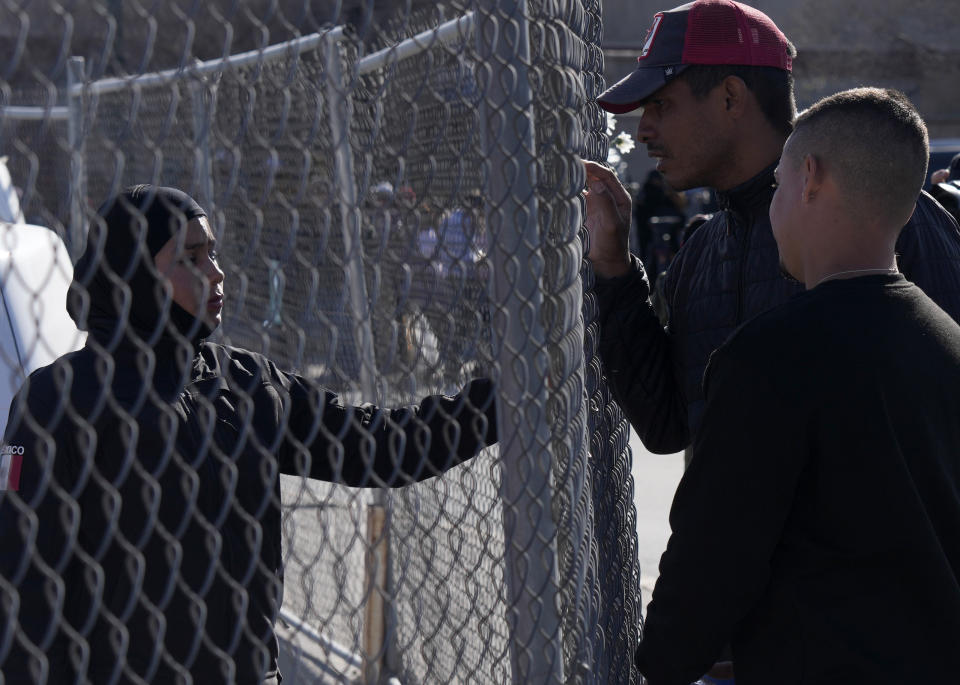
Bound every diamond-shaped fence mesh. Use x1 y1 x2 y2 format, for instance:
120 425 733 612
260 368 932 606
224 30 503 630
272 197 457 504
0 1 639 683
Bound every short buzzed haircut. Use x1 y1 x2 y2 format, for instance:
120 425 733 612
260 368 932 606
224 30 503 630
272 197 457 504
786 87 929 228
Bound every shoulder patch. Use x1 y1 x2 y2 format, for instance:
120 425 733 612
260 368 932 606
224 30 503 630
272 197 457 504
0 444 25 491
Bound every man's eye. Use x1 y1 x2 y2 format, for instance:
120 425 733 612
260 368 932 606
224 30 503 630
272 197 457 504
209 249 219 261
637 99 663 115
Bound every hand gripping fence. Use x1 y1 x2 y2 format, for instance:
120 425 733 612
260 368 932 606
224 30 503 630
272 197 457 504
0 1 641 683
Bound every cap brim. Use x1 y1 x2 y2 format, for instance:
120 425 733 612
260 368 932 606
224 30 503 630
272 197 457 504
596 64 688 114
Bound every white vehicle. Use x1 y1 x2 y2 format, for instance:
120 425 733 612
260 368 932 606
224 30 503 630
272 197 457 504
0 157 86 448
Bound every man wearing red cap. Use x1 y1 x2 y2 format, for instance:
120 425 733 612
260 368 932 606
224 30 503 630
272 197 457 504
582 0 960 682
586 0 960 453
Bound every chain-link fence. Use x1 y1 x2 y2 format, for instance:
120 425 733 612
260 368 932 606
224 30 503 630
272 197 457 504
0 1 639 683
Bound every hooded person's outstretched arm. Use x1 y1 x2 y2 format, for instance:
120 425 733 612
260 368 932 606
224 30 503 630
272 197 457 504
273 366 497 487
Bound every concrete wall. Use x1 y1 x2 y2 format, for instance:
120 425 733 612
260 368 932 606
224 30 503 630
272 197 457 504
601 0 960 182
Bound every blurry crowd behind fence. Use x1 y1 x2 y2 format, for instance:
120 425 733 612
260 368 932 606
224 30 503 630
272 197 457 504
0 0 640 682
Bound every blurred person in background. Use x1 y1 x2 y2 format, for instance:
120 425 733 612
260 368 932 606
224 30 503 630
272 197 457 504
930 152 960 224
930 152 960 185
633 169 687 284
0 185 497 684
680 212 712 248
635 85 960 685
416 194 489 383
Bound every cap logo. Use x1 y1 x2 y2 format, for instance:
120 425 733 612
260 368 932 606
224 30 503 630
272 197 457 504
639 13 664 60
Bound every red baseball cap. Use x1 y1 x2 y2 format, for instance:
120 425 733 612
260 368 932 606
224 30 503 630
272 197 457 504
597 0 793 114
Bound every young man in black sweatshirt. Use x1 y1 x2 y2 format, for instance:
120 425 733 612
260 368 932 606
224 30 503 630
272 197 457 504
634 87 960 685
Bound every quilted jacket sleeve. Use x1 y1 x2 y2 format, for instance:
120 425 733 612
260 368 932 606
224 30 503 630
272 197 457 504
277 369 498 488
592 255 690 453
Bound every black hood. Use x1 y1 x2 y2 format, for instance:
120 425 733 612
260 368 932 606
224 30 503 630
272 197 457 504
67 185 211 348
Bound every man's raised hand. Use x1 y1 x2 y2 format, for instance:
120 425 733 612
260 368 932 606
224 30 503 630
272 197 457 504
583 160 632 278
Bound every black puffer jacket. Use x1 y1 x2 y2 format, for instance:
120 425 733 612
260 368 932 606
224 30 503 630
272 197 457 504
595 162 960 454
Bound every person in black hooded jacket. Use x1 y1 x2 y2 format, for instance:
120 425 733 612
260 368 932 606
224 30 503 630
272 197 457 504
0 185 497 684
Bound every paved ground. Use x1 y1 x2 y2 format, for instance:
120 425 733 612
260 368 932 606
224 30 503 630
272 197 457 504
629 433 685 618
273 433 685 683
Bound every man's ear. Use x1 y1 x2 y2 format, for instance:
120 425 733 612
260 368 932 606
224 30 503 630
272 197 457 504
720 76 748 117
801 153 823 203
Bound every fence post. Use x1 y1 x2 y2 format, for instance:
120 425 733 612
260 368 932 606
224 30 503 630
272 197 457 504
321 29 392 685
476 1 565 682
188 78 216 218
321 30 379 401
66 56 86 258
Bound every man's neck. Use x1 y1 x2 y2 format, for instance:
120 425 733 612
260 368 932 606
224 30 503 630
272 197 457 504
715 160 778 218
714 128 787 193
805 254 899 290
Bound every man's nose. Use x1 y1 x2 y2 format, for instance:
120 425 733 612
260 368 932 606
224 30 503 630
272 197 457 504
636 114 655 145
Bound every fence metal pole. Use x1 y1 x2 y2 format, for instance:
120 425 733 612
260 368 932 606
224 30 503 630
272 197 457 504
66 57 86 258
476 1 564 682
188 79 215 218
320 30 391 685
321 32 378 402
